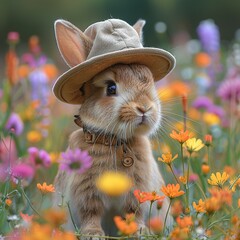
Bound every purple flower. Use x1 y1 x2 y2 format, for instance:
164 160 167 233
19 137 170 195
5 113 24 136
28 147 51 168
192 96 213 110
197 19 220 53
29 69 49 105
60 148 92 174
207 105 225 118
217 78 240 102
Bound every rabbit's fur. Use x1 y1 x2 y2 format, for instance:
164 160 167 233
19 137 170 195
53 20 172 239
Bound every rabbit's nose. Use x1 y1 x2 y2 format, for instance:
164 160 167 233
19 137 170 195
136 105 152 114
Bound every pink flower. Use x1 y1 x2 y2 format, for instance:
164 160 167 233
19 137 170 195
12 163 35 180
60 148 92 174
28 147 51 168
0 137 17 164
7 32 20 43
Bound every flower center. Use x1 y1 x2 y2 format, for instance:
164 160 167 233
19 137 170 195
69 161 81 169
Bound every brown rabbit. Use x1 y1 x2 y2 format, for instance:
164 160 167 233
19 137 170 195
53 19 175 239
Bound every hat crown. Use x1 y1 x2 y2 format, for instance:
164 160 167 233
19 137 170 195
84 19 143 60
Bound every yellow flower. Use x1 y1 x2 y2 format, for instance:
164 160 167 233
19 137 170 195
158 152 178 165
229 177 240 192
179 176 187 184
49 152 60 163
37 182 55 194
96 171 132 196
193 199 206 213
161 183 185 199
183 137 204 153
207 172 229 188
203 112 220 126
27 131 42 143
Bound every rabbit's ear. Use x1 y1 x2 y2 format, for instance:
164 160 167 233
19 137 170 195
133 19 146 43
54 20 93 67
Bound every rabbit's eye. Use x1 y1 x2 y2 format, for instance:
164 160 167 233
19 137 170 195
106 81 117 96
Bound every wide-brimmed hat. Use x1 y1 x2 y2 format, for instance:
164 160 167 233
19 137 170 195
53 18 176 104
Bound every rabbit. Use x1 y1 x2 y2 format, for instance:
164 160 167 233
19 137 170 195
53 19 175 239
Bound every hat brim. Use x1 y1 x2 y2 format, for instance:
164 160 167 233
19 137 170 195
53 47 176 104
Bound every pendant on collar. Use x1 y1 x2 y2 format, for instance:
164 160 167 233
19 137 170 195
121 143 134 168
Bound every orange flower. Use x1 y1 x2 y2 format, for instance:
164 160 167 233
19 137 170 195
114 213 138 236
204 134 213 147
52 230 77 240
27 130 42 143
161 184 185 199
133 189 151 204
201 163 210 175
195 52 211 67
158 152 178 165
171 200 183 217
179 176 187 184
18 64 30 78
170 130 192 144
224 166 236 177
43 64 58 80
148 191 165 203
169 81 190 96
204 197 221 214
209 187 233 206
133 190 164 204
238 198 240 208
43 208 67 227
37 182 55 194
18 222 52 240
157 199 164 210
176 216 193 228
6 49 19 85
193 199 206 213
148 217 163 234
5 198 12 206
20 212 34 223
170 226 190 240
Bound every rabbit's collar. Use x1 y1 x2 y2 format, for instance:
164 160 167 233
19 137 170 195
74 114 134 167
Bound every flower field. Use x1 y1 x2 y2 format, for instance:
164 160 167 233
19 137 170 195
0 19 240 239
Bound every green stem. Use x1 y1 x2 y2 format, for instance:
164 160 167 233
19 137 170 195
66 201 79 233
169 164 180 184
148 201 153 234
229 174 240 190
186 153 192 212
180 143 185 175
21 187 41 217
207 146 211 169
163 200 172 236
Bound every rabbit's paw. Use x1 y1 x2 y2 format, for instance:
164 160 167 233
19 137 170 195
80 228 105 240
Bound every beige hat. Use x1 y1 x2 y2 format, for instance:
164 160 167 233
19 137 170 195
53 18 176 104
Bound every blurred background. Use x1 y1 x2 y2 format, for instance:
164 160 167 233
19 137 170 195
1 0 240 68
